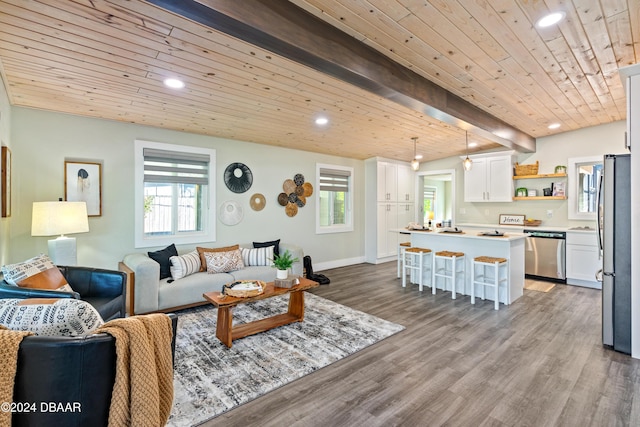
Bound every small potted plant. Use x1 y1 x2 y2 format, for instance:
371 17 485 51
272 250 299 279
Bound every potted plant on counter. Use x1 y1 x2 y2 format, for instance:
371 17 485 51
272 250 299 279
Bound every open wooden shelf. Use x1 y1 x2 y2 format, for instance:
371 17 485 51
512 196 567 201
513 173 567 180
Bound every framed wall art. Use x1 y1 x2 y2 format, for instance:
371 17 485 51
498 214 525 226
65 161 102 216
1 146 10 217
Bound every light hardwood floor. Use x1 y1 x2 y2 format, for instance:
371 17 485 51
202 262 640 426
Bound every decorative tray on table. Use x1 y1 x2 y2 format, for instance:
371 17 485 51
222 280 266 298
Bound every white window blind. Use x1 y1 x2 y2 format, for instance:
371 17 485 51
319 168 350 192
143 148 210 185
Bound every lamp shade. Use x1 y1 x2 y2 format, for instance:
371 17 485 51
31 201 89 236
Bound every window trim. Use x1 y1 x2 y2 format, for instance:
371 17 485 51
315 163 354 234
134 139 216 248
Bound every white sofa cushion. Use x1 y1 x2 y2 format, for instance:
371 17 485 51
169 250 201 280
240 246 274 267
204 249 244 273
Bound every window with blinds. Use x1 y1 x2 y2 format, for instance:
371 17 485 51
316 164 354 234
423 186 436 222
135 140 216 248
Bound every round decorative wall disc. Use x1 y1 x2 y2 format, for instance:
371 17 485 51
224 163 253 193
293 173 305 186
295 185 304 196
296 195 306 207
283 179 296 194
219 200 243 226
285 203 298 217
250 193 266 211
302 182 314 197
277 192 288 206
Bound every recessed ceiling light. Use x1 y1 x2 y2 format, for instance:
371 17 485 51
468 142 478 148
415 154 423 160
536 12 565 28
315 117 329 125
548 123 561 129
163 78 185 89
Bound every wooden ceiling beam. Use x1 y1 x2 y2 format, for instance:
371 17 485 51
148 0 535 152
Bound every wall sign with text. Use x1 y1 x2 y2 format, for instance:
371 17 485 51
498 214 525 226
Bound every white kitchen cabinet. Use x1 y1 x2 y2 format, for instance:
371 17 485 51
566 231 601 289
377 203 399 258
377 162 398 202
397 202 415 231
463 153 514 202
396 164 415 202
365 158 416 263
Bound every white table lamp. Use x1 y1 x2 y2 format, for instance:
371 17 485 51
31 201 89 266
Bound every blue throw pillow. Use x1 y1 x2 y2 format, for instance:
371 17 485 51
148 244 178 280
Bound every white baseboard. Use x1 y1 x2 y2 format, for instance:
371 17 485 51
566 278 602 289
314 256 366 272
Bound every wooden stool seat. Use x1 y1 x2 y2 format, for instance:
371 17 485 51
474 256 507 264
432 251 465 298
406 247 432 253
397 241 412 278
403 247 433 291
435 250 465 258
472 256 509 310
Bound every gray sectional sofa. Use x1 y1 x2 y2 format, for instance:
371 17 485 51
120 243 303 315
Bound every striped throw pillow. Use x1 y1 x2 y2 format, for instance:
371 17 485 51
169 250 201 280
240 246 274 267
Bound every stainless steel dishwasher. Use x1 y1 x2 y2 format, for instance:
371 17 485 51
524 230 566 283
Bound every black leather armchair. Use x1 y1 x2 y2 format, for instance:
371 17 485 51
10 314 178 427
0 266 126 321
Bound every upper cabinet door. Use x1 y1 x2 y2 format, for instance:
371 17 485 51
377 162 398 202
396 164 414 202
463 154 513 202
486 156 513 202
464 157 488 202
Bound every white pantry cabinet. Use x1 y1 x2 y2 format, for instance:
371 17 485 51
396 164 415 202
463 152 514 202
566 231 601 289
365 158 416 263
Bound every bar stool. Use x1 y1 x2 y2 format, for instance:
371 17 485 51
402 247 432 291
471 256 509 310
432 251 465 298
397 241 411 278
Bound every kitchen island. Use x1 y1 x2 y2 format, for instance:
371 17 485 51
402 229 527 305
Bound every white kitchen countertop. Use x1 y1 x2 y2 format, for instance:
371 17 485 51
397 228 527 241
456 223 597 233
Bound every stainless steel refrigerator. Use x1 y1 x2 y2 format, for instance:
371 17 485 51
598 154 631 354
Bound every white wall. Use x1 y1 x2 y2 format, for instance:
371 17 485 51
0 75 11 266
8 107 365 270
420 120 627 228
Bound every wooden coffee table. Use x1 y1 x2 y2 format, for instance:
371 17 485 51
203 277 319 348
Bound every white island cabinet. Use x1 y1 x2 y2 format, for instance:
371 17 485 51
404 229 527 305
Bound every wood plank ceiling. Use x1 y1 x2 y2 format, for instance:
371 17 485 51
0 0 637 162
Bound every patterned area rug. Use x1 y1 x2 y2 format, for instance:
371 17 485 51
167 293 405 426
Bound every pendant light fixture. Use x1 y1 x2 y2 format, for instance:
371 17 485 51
411 137 420 171
463 131 473 171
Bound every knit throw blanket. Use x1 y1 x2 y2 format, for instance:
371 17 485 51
97 314 174 427
0 326 33 427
